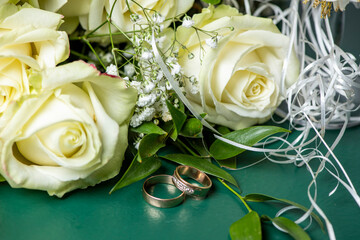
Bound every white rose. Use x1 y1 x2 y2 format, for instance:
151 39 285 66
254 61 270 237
85 0 194 33
26 0 92 34
28 0 194 36
0 3 69 114
0 61 137 197
176 5 299 130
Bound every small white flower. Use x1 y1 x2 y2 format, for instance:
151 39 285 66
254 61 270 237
160 25 164 32
124 64 135 77
182 16 194 28
134 35 142 46
106 64 119 76
152 12 165 24
188 76 199 94
140 60 151 69
137 93 157 107
153 101 172 122
88 52 97 61
170 62 181 76
130 14 143 24
142 107 156 122
123 48 135 58
190 85 199 95
158 85 166 93
156 71 164 81
130 107 156 127
130 81 142 92
166 81 172 90
134 140 140 150
130 114 142 127
166 57 182 76
206 36 221 49
103 53 113 63
162 111 172 122
141 51 153 61
144 81 156 93
166 56 176 63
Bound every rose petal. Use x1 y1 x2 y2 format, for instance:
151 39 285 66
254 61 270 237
0 6 63 30
37 0 68 12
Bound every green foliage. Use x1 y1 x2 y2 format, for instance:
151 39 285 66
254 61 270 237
201 0 222 5
131 121 167 135
229 211 262 240
271 217 311 240
161 153 238 187
138 133 167 162
217 125 231 135
110 156 161 193
183 138 210 157
244 193 324 231
166 100 187 140
0 174 6 182
210 126 290 160
180 118 203 138
218 157 237 169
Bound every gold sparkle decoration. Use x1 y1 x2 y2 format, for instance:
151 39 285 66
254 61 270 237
303 0 333 18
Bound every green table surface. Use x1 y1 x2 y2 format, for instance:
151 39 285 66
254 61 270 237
1 4 360 240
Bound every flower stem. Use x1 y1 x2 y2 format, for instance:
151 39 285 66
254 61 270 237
70 50 94 62
218 178 252 213
82 38 106 70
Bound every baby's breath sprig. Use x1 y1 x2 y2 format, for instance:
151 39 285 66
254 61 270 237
114 3 188 127
70 1 196 128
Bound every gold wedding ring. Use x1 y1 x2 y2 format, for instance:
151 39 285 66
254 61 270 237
142 174 185 208
172 165 212 200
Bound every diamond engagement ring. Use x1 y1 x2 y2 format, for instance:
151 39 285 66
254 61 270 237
142 174 185 208
172 165 212 200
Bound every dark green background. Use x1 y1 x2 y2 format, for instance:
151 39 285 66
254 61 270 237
0 4 359 240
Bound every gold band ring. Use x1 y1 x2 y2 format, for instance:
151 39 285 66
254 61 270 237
172 165 212 200
142 174 185 208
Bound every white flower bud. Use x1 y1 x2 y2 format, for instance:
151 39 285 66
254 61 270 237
144 81 156 93
152 12 165 24
106 64 119 76
182 16 194 28
141 51 153 61
130 13 143 24
124 64 135 77
205 36 221 49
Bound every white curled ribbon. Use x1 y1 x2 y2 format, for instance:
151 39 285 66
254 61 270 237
151 2 360 239
241 1 360 239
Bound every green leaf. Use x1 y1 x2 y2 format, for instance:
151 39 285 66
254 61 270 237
180 118 203 138
201 0 221 4
244 193 324 232
217 125 231 135
200 113 207 118
218 157 237 169
138 133 167 161
110 156 161 193
0 174 6 182
166 100 187 140
161 153 238 187
131 121 167 135
184 138 210 157
210 126 290 160
271 217 311 240
229 211 262 240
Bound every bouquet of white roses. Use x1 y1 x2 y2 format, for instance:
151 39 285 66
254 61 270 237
0 0 359 239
